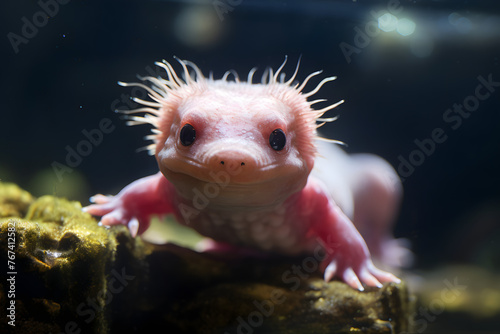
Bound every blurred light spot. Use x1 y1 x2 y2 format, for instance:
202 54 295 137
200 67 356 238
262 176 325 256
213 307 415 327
174 6 222 47
448 12 474 34
448 12 461 25
410 36 434 58
378 13 398 32
397 18 416 36
455 17 473 34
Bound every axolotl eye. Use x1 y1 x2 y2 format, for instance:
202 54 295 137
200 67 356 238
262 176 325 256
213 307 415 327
269 129 286 151
180 123 196 146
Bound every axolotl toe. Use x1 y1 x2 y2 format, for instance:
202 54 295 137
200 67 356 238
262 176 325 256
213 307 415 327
84 57 406 290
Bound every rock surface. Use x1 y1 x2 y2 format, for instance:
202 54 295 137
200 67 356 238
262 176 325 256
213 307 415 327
0 182 412 333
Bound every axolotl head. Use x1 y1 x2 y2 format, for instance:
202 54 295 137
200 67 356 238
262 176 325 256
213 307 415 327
121 58 343 209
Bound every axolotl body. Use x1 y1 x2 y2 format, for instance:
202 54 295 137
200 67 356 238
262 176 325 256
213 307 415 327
84 58 407 290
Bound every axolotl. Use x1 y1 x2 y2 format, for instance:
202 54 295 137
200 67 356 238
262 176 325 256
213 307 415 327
84 57 407 291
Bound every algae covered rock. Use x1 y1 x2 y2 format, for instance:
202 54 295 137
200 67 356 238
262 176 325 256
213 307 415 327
0 182 33 218
0 183 147 334
0 182 412 333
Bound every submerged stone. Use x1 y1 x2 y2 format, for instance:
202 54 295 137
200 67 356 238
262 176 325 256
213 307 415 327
0 182 412 333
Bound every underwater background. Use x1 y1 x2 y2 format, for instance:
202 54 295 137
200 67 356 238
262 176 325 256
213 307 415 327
1 0 500 332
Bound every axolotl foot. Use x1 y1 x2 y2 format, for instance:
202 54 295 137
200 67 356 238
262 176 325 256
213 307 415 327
83 173 173 237
83 194 150 237
315 205 401 291
321 256 400 291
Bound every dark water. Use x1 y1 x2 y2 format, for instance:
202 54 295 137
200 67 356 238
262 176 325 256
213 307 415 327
1 0 500 332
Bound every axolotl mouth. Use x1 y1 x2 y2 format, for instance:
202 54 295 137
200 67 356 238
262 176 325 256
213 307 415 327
164 141 285 183
157 139 310 209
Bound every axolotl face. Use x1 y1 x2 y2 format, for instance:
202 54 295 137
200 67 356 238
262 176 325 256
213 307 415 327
155 81 316 210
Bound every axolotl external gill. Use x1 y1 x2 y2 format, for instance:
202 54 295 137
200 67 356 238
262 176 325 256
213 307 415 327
84 57 406 291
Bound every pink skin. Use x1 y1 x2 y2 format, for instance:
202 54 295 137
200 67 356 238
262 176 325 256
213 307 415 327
84 58 402 290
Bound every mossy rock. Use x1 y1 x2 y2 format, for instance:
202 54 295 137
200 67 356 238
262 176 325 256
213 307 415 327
0 182 412 333
0 183 147 334
0 182 33 218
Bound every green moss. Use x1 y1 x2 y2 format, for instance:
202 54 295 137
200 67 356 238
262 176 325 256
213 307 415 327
0 182 33 218
0 183 119 333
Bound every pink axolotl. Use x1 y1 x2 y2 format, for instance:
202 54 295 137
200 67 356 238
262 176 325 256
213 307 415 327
84 57 408 290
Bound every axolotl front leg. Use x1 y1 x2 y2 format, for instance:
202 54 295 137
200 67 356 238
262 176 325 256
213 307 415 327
83 172 174 237
313 140 411 268
304 180 400 290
